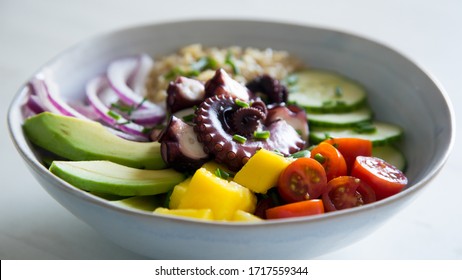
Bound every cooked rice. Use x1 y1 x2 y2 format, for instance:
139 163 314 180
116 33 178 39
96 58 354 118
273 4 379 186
145 44 304 103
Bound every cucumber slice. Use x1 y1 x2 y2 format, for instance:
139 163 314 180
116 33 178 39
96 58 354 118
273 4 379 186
288 69 367 113
310 121 403 146
372 145 407 171
308 106 373 128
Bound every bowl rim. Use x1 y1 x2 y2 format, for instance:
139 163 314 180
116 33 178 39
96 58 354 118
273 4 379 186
7 18 456 228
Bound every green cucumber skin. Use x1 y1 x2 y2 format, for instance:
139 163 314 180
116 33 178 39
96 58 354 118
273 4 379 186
288 69 367 113
294 98 367 114
50 161 185 196
309 122 403 146
308 107 373 128
372 145 407 172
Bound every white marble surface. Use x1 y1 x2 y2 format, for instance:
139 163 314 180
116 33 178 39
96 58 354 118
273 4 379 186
1 0 461 259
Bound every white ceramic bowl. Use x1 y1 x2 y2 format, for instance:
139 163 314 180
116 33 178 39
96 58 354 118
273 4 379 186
8 19 455 259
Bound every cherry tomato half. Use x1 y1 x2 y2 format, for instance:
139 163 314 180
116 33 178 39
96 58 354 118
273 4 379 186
322 176 376 212
310 142 347 181
323 138 372 173
351 156 408 200
266 199 325 219
277 158 328 203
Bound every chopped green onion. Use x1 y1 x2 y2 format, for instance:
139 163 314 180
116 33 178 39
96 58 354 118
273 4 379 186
225 51 240 75
107 110 121 120
232 134 247 144
272 150 284 157
185 69 200 77
142 127 153 134
182 114 195 122
215 168 232 180
135 97 147 109
235 99 249 108
253 130 270 140
111 102 134 115
164 67 184 80
314 153 326 164
191 56 218 72
190 57 209 71
290 150 311 158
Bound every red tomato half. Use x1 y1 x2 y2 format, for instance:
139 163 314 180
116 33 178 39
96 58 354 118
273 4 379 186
310 142 347 181
277 158 328 203
351 156 408 200
322 176 376 212
266 199 325 219
323 138 372 173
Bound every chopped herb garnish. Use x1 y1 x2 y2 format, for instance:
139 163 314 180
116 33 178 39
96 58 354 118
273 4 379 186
142 127 153 134
235 99 249 108
253 130 270 140
116 120 132 125
232 134 247 144
111 102 134 115
215 168 232 180
225 51 240 75
107 110 121 120
190 57 209 71
272 150 284 157
290 149 311 158
182 114 195 122
136 97 147 109
186 69 200 77
164 67 184 80
314 153 326 164
191 56 218 72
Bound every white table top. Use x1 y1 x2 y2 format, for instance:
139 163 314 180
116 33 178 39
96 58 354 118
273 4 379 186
1 0 461 260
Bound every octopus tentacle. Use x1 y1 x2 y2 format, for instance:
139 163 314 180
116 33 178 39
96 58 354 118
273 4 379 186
193 95 305 171
231 107 266 137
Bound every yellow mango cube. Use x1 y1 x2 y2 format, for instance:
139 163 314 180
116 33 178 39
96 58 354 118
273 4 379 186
154 207 214 221
168 177 192 209
231 210 263 222
233 149 291 194
178 168 257 220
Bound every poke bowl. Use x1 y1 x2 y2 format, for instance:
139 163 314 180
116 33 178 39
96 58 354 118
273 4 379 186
7 19 454 259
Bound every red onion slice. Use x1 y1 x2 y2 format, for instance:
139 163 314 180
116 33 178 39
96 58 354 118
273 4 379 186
107 54 161 110
86 75 149 139
29 73 88 119
26 90 46 114
130 54 155 96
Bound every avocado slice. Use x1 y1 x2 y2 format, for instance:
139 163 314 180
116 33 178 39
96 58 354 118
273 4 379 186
50 160 185 196
23 112 166 169
110 195 164 211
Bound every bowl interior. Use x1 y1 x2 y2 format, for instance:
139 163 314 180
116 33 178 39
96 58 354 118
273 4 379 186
7 19 455 259
24 20 453 189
